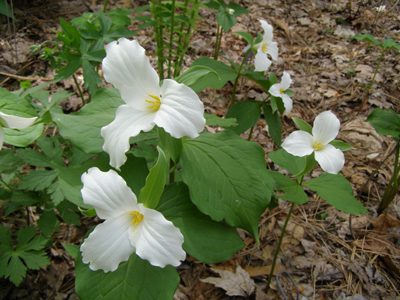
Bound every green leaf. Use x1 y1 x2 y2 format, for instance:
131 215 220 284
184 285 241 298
266 170 308 204
36 136 65 168
262 104 282 147
269 148 316 179
353 34 383 48
329 140 355 151
226 101 261 134
57 158 111 208
158 127 182 164
383 38 400 51
0 0 14 18
227 2 250 16
0 87 37 118
0 226 50 286
61 243 79 258
284 89 294 96
365 108 400 139
18 170 58 191
234 31 254 46
75 250 179 300
138 147 167 209
52 88 124 153
181 131 274 243
5 192 42 216
118 154 149 198
4 124 44 147
190 57 237 92
37 207 59 237
58 201 81 225
292 117 313 134
241 70 271 92
16 148 54 168
174 65 220 88
204 113 238 128
304 173 368 214
216 11 236 32
157 182 244 263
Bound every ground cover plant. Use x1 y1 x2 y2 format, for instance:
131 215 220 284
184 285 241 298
0 0 399 299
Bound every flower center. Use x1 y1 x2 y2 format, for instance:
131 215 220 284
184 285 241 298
261 42 269 53
130 211 143 226
313 141 324 151
279 88 284 94
145 95 161 111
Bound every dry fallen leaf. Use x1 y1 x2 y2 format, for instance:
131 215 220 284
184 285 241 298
370 213 400 233
201 265 255 297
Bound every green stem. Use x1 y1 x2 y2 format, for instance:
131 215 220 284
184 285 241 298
172 0 190 77
377 143 400 214
167 0 176 78
360 50 384 111
102 0 108 12
173 0 198 77
169 158 175 184
72 74 85 106
153 0 164 80
265 202 295 294
230 49 250 107
247 126 254 141
214 24 221 60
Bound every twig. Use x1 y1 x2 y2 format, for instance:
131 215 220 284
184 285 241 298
0 71 54 81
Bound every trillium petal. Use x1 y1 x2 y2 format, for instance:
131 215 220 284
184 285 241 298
281 130 315 157
312 111 340 145
129 205 185 268
0 127 4 149
0 112 37 130
81 168 139 219
259 20 273 41
255 51 271 72
102 38 160 111
101 105 156 170
154 79 205 139
314 144 345 174
80 214 135 272
267 41 279 61
281 94 293 114
281 71 292 90
268 83 282 97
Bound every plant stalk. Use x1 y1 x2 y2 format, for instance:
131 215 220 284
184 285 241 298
247 126 254 141
377 143 400 214
167 0 176 78
265 202 295 294
360 50 384 111
72 74 85 106
169 158 175 184
214 24 222 60
174 0 198 77
102 0 108 12
230 49 250 107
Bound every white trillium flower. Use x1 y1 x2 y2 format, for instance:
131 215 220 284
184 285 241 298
101 38 206 170
0 111 37 148
375 5 386 12
80 167 186 273
268 71 293 114
281 111 345 174
228 8 235 15
253 20 278 72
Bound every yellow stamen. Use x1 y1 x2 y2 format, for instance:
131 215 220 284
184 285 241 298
279 88 284 94
145 95 161 111
261 42 269 53
313 141 324 151
130 211 143 226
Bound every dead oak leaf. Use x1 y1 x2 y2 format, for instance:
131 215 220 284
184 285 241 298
201 265 255 297
370 213 400 233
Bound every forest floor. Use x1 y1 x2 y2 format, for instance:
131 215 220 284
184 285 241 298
0 0 400 299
